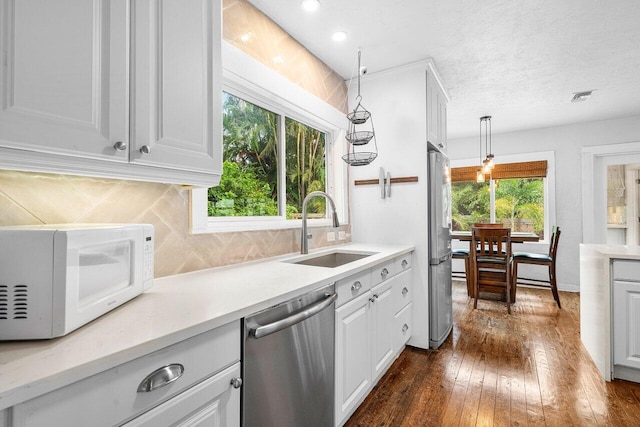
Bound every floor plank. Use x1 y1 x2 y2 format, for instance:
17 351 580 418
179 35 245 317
345 281 640 426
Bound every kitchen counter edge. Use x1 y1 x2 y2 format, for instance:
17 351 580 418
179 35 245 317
0 242 413 410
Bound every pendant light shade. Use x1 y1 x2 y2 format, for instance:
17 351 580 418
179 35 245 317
342 50 378 166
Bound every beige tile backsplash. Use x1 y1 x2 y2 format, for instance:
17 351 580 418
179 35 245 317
0 2 350 278
0 169 349 278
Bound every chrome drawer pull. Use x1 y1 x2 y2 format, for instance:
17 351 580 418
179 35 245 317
402 287 409 296
230 377 243 389
369 296 376 303
351 281 362 291
381 268 389 279
137 364 184 392
402 324 409 333
401 259 408 268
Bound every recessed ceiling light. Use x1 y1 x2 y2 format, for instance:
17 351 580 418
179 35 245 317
571 90 594 103
301 0 320 12
332 31 347 42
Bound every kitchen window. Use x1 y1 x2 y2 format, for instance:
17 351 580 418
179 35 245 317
191 43 348 234
450 152 555 242
208 92 327 220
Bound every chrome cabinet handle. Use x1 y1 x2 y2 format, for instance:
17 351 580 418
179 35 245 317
402 287 409 296
351 281 362 291
137 364 184 392
401 259 408 268
113 141 127 151
369 296 376 303
230 377 243 389
381 268 389 279
140 145 151 154
402 324 409 333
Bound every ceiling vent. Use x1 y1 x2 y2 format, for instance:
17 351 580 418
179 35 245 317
571 91 594 103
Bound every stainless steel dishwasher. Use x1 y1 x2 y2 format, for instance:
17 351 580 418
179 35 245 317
243 283 336 427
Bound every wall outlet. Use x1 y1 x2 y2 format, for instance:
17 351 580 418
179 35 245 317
327 231 336 242
338 230 346 240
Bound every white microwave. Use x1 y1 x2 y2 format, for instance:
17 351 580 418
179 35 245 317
0 224 154 340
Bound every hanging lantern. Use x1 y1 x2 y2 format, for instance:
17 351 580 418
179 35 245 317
342 50 378 166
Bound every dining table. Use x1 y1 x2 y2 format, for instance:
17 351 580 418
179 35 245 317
450 230 540 243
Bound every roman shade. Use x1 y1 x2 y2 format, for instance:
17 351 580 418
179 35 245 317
451 160 548 183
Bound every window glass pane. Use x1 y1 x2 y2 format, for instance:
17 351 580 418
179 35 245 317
451 181 490 231
494 178 545 238
285 118 326 220
208 93 279 217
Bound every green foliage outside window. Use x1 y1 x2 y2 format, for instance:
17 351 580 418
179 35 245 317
208 92 326 218
451 177 544 237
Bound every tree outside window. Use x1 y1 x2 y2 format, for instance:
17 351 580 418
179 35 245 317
208 92 327 219
451 163 545 238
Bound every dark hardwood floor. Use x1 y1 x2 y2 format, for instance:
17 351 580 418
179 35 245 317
346 280 640 426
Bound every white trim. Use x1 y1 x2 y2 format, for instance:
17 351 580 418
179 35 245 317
582 141 640 243
450 150 556 244
191 42 349 234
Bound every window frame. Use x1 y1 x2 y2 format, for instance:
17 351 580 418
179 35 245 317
450 151 556 244
191 42 348 234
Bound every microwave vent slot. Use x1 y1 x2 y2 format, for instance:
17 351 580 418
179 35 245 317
0 283 28 320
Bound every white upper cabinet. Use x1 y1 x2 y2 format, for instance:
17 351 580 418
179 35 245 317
130 0 221 175
0 0 129 161
0 0 222 187
425 62 448 153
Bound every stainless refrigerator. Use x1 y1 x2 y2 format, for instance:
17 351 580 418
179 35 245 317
428 146 453 348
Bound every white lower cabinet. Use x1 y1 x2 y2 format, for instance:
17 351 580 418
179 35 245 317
335 292 372 426
334 254 414 426
612 259 640 382
11 321 240 427
123 363 240 427
371 280 395 382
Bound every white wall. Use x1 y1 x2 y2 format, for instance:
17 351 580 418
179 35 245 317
447 115 640 291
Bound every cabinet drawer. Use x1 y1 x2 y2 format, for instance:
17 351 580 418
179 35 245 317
394 302 413 353
336 269 372 307
12 321 240 427
391 269 413 314
612 260 640 282
371 261 396 287
395 253 412 273
123 362 241 426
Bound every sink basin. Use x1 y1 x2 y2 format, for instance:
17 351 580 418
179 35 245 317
287 251 377 268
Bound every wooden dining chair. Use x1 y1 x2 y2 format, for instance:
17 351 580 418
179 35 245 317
511 226 562 308
470 226 513 314
452 248 472 297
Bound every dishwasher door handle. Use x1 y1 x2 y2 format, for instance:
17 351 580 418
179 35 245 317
249 292 337 339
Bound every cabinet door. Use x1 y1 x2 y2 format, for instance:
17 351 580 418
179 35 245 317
371 280 395 382
335 292 371 426
0 0 128 161
123 362 240 427
131 0 221 175
437 91 447 152
426 71 438 145
613 280 640 369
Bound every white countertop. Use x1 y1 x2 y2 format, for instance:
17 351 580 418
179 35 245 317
0 242 412 410
579 243 640 381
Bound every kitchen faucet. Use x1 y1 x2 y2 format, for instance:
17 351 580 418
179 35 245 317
301 191 340 254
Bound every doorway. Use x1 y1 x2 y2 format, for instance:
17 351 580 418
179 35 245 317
582 141 640 244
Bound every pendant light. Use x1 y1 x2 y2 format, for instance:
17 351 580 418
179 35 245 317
342 50 378 166
478 115 494 181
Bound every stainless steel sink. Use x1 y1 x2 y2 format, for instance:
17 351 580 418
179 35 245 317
287 251 377 268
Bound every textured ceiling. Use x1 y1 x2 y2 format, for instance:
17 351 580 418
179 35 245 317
248 0 640 138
